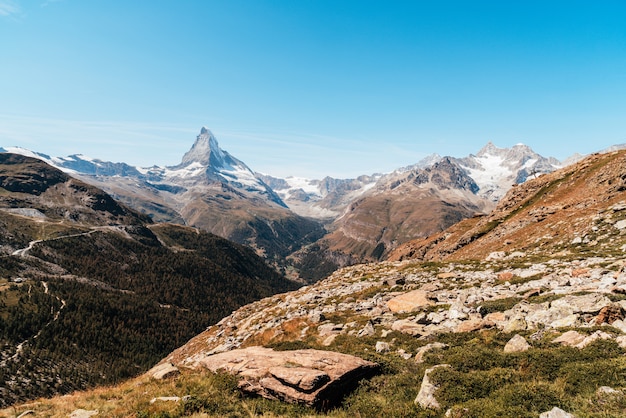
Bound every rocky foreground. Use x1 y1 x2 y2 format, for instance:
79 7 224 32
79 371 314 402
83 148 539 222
4 250 626 417
138 246 624 416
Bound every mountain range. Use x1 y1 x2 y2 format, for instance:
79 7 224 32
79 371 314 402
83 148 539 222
3 128 598 282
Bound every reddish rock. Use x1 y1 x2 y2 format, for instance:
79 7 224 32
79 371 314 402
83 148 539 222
595 304 625 325
497 272 514 282
455 318 492 333
199 346 378 408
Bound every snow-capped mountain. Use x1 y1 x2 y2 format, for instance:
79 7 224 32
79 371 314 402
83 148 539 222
258 174 382 220
135 127 286 207
3 129 619 281
1 128 324 270
453 142 561 201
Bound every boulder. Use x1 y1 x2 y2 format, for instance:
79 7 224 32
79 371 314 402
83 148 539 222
502 315 528 333
415 342 448 364
539 406 575 418
553 330 586 347
375 341 391 353
387 290 434 313
415 364 450 409
199 346 378 408
391 319 425 336
575 330 613 349
357 321 376 337
503 334 531 353
550 293 612 314
147 362 180 380
455 318 491 333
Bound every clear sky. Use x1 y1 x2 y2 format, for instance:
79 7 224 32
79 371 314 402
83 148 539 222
1 1 625 178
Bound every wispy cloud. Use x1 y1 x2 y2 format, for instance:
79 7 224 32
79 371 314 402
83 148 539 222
41 0 64 8
0 0 20 17
0 114 196 167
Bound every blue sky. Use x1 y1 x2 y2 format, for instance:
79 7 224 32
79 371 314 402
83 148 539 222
1 1 625 178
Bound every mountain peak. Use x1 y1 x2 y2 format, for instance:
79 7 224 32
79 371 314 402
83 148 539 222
476 141 501 157
181 127 225 167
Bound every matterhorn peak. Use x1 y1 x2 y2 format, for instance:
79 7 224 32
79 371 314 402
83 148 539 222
181 127 226 167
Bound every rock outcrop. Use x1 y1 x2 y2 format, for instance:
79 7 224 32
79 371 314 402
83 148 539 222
198 346 378 408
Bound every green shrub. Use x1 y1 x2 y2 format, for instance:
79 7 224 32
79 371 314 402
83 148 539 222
432 367 519 404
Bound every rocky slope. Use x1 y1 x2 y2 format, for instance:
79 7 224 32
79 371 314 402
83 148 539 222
388 149 626 262
291 157 496 281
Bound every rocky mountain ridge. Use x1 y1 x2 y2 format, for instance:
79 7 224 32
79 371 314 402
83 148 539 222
3 133 624 283
389 149 626 263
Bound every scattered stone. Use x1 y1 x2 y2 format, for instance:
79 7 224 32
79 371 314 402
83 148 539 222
539 406 575 418
391 319 425 336
415 342 448 363
549 314 580 328
357 321 376 337
381 329 393 338
375 341 391 353
615 220 626 230
575 330 613 349
147 362 180 380
448 302 469 320
455 318 490 333
318 322 344 337
504 334 531 353
415 364 450 409
597 386 623 396
385 277 406 286
486 251 506 261
611 285 626 294
386 290 434 313
502 315 527 333
522 288 542 299
397 349 412 360
322 334 338 346
427 311 446 324
308 311 326 323
150 396 181 404
553 330 586 347
199 346 378 408
550 293 612 314
69 410 99 418
437 272 457 279
610 319 626 333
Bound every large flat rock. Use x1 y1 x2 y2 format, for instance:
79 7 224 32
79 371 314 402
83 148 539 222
199 346 379 408
386 290 434 313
